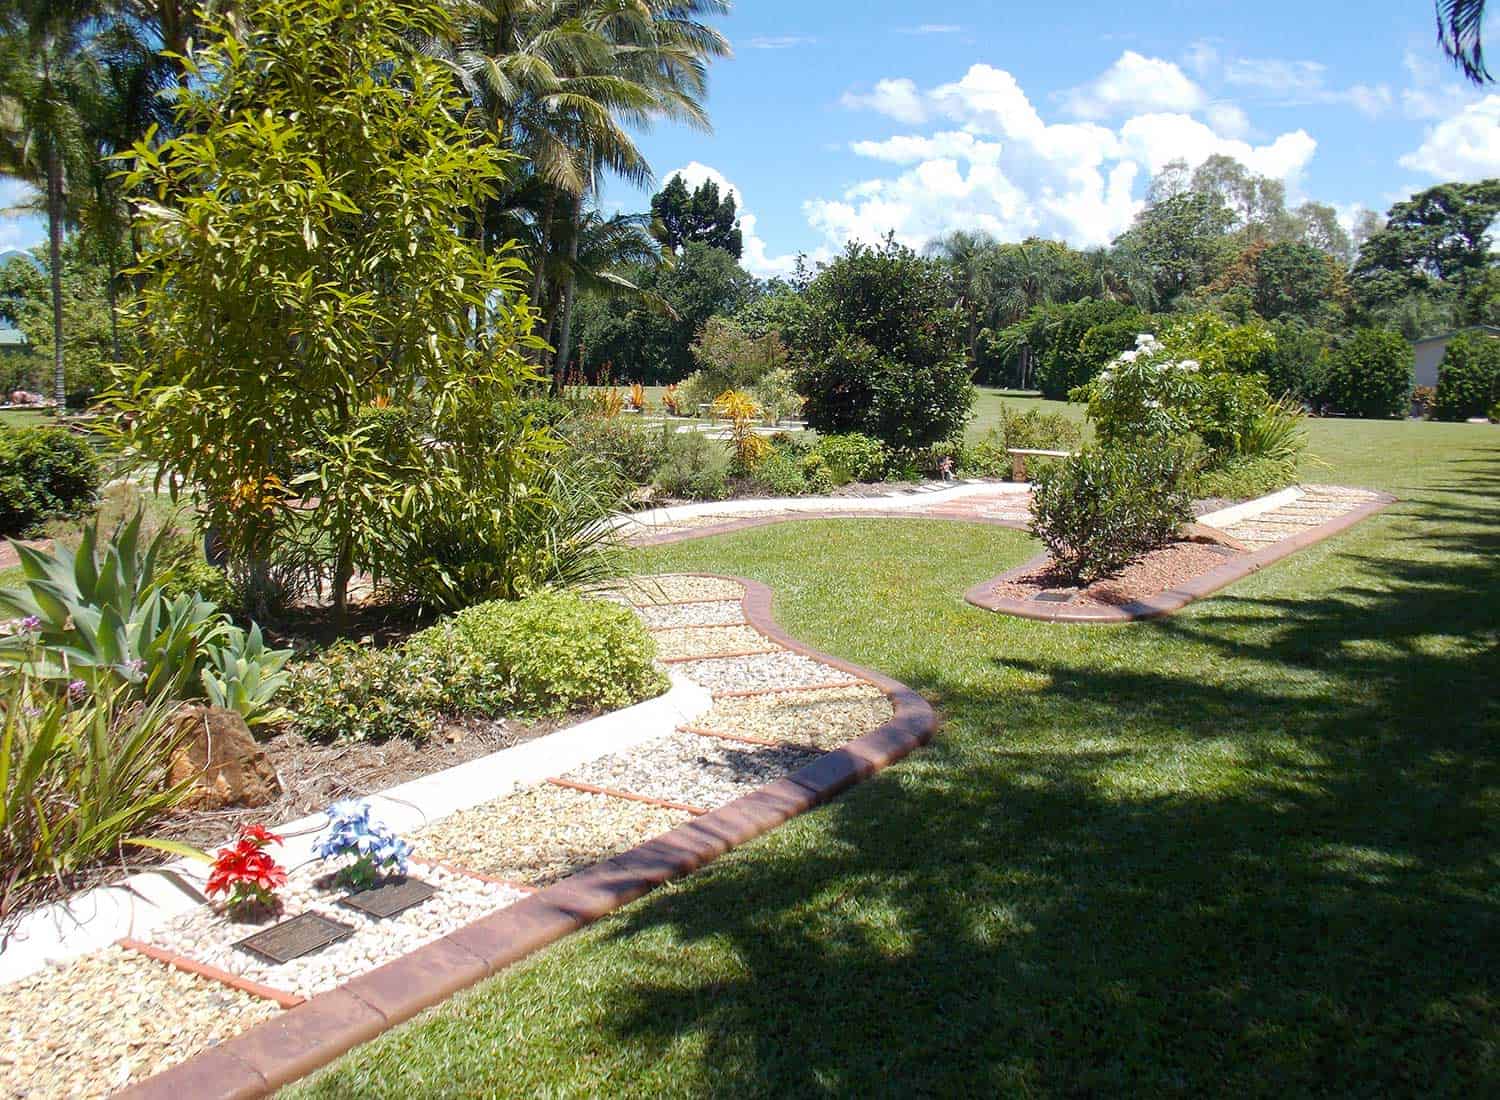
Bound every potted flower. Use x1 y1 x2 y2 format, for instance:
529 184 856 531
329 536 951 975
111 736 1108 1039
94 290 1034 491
315 800 411 891
206 824 288 918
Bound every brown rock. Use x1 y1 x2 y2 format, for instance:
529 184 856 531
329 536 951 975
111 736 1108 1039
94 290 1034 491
1181 522 1249 553
166 705 281 809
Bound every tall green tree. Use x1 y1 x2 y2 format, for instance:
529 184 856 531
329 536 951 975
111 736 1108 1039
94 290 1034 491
117 0 548 616
0 0 100 410
650 174 742 257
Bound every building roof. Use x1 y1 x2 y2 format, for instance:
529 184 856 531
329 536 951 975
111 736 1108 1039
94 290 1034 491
0 327 29 348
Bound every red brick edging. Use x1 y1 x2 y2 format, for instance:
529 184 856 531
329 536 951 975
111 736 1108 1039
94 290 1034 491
545 777 710 816
115 576 937 1100
962 492 1398 623
117 937 305 1010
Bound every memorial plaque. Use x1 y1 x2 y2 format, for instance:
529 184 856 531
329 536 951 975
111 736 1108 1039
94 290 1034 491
1031 591 1075 604
339 876 436 920
234 912 354 964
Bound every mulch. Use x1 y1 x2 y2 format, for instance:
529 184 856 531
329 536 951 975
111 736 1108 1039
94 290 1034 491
986 541 1241 608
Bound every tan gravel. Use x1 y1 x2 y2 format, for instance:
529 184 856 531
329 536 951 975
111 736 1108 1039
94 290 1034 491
698 684 894 749
0 945 280 1099
613 575 746 606
638 600 746 629
652 624 776 661
562 731 823 809
412 783 692 886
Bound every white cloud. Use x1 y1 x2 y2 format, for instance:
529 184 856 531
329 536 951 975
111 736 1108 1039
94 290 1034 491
840 77 928 125
1223 57 1391 117
1398 95 1500 179
824 62 1318 252
746 34 815 49
0 180 44 253
1400 49 1479 120
1183 40 1219 79
662 162 813 279
1062 51 1206 120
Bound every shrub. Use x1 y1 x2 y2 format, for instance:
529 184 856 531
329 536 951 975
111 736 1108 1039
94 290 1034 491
1030 446 1193 584
689 316 788 395
448 592 666 716
966 405 1086 477
1003 299 1140 400
1320 328 1413 418
285 642 445 743
1434 332 1500 421
713 390 771 474
752 450 814 496
1 680 195 920
796 240 975 449
811 433 887 483
564 415 661 485
752 367 804 425
800 452 835 494
0 425 100 537
653 431 731 500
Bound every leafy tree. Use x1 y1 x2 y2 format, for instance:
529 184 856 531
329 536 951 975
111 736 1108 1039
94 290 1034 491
1112 189 1236 309
795 239 974 450
116 0 549 617
1291 201 1355 266
1251 241 1341 322
1433 331 1500 419
1320 328 1413 418
650 175 743 258
1191 153 1294 241
1352 180 1500 324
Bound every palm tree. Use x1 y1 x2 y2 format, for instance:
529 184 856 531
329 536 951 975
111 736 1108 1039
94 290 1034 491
0 0 100 412
1437 0 1491 83
925 229 997 364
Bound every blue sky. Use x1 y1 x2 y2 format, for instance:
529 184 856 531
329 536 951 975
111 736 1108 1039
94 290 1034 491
3 0 1496 274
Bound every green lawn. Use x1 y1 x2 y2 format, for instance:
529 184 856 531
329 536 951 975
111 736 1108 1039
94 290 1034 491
0 408 52 430
277 417 1500 1095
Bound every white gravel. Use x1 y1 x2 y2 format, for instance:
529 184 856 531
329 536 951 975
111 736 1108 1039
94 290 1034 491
560 731 823 809
614 575 746 605
700 684 894 749
144 862 523 1000
0 945 279 1099
675 651 858 693
652 625 776 661
637 600 746 629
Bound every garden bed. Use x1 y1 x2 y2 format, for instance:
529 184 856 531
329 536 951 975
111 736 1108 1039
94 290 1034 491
986 540 1241 609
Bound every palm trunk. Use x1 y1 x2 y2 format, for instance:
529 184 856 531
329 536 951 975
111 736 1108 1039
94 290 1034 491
551 197 582 393
46 145 66 414
105 253 121 367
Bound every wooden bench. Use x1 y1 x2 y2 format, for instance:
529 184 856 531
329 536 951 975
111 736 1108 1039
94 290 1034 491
1006 447 1073 481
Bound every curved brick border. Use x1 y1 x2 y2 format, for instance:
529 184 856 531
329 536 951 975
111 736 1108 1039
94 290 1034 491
115 576 937 1100
963 492 1397 623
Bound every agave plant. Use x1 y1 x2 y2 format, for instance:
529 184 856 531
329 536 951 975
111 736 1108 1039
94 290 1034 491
201 623 292 727
0 512 291 724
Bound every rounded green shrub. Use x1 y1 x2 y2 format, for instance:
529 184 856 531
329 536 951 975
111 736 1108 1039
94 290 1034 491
1433 332 1500 421
1320 328 1413 419
812 432 887 483
0 424 100 537
450 591 666 716
1030 445 1193 584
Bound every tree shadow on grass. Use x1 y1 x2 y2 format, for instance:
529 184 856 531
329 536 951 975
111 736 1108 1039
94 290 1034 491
552 457 1500 1096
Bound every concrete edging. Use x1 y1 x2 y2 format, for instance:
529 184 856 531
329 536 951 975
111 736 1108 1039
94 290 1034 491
963 492 1398 623
114 575 938 1100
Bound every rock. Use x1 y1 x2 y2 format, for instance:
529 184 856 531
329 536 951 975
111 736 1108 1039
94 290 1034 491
1181 522 1249 553
166 705 281 809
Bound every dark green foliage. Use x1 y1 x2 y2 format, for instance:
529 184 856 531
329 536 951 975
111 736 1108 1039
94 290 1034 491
811 433 887 483
1321 329 1414 418
1252 241 1337 322
650 176 743 259
1434 331 1500 420
1030 445 1193 584
1111 190 1235 308
1005 299 1139 400
574 243 757 382
1264 322 1332 400
0 424 99 535
653 430 730 500
795 240 974 450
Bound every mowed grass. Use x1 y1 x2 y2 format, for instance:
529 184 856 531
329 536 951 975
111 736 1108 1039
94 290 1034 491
267 419 1500 1095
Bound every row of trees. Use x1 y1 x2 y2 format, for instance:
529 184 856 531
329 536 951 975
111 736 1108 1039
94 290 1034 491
0 0 731 405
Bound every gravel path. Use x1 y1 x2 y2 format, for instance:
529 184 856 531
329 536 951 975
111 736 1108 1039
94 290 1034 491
697 684 894 749
638 600 746 629
613 575 746 605
144 862 523 1000
561 731 823 810
413 783 692 886
0 945 279 1099
652 624 776 661
675 651 859 693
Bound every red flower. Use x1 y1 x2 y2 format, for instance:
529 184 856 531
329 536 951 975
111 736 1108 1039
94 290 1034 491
240 824 283 847
206 827 289 905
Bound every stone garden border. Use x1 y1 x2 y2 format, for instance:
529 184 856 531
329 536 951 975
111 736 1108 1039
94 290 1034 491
116 576 938 1099
963 491 1398 623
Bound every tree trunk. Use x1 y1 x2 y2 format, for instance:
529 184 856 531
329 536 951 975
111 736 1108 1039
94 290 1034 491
530 190 555 308
105 254 121 367
551 197 582 394
46 144 66 414
331 536 353 626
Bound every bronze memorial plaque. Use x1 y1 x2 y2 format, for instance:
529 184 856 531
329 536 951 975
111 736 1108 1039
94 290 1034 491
339 876 437 920
234 912 355 964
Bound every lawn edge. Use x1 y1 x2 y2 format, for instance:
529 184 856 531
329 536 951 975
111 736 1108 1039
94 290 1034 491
113 574 937 1100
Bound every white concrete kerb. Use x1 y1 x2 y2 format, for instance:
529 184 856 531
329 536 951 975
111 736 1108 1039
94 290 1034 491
0 671 711 987
1197 486 1304 531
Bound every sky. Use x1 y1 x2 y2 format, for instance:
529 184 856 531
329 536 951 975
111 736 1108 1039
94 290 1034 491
2 0 1496 275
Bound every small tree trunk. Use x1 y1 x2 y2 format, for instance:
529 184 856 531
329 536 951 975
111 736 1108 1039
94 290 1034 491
331 537 353 626
105 254 121 367
46 144 66 413
551 196 582 393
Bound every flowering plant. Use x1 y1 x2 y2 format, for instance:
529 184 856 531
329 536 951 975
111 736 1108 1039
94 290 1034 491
315 800 411 890
206 824 288 915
